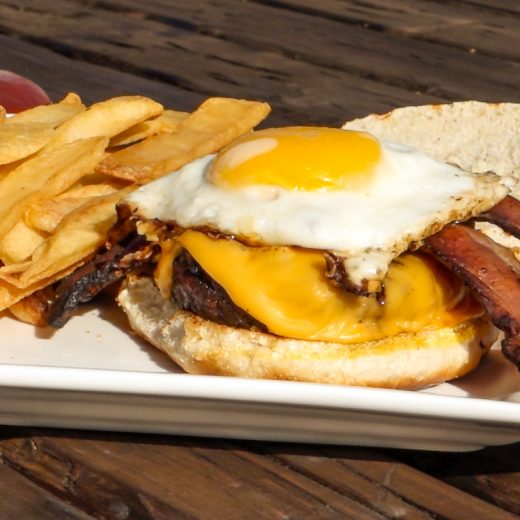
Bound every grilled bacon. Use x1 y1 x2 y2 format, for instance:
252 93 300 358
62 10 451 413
476 194 520 238
424 223 520 368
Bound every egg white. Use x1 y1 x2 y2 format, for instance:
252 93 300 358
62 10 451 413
126 138 509 285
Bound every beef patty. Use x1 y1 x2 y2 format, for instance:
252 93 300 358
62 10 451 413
172 250 267 332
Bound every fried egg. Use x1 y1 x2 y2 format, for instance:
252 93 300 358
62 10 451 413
127 126 510 286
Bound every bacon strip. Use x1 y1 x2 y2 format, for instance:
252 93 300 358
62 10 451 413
424 224 520 369
476 195 520 238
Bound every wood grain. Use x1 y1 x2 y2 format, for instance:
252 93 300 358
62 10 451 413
387 442 520 515
0 35 203 111
0 0 443 125
2 0 519 123
257 0 520 59
0 460 93 519
2 429 519 519
75 0 520 100
263 444 519 520
0 430 384 519
460 0 520 14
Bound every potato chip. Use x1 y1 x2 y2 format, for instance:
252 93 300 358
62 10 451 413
45 95 164 149
62 92 82 104
109 110 189 147
0 219 47 264
0 94 87 165
8 290 50 326
56 180 127 197
0 136 108 240
10 92 85 127
0 156 28 180
0 122 54 165
0 261 31 276
97 97 271 183
0 187 133 289
25 182 121 233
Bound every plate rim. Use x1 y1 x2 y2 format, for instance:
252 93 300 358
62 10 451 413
0 362 518 429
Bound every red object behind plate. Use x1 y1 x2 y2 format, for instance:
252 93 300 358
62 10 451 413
0 70 51 113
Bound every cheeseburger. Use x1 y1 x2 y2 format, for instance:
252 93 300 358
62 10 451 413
47 102 520 389
110 119 518 390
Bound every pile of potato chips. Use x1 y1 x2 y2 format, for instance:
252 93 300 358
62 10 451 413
0 92 270 325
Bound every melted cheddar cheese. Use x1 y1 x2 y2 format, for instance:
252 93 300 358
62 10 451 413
154 238 182 298
177 230 483 344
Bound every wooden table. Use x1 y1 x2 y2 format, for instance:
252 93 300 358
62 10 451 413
1 1 520 518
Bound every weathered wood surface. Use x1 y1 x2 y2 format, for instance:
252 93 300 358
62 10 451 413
0 429 519 519
0 0 519 518
2 0 520 124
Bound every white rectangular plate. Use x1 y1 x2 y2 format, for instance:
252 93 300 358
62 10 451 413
1 299 520 452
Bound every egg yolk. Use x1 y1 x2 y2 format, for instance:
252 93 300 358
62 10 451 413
177 230 483 344
209 127 382 191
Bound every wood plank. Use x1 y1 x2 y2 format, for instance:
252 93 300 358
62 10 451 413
57 0 520 104
385 442 520 515
0 34 203 111
3 428 517 518
244 442 519 520
0 430 395 519
0 431 196 519
0 461 93 519
255 0 520 59
459 0 520 14
0 0 445 126
239 446 431 520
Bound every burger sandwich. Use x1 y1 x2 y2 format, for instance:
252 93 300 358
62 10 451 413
47 101 520 389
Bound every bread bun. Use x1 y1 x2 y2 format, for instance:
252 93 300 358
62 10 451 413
343 101 520 258
118 276 497 389
343 101 520 180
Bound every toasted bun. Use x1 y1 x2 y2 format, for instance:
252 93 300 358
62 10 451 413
343 101 520 256
343 101 520 180
118 276 497 389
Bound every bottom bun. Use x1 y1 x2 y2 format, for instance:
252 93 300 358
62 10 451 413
118 276 498 389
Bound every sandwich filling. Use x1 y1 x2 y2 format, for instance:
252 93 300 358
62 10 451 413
154 229 483 344
126 127 508 294
41 117 520 375
123 126 501 345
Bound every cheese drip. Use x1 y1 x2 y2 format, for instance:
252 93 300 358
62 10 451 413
178 230 483 344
